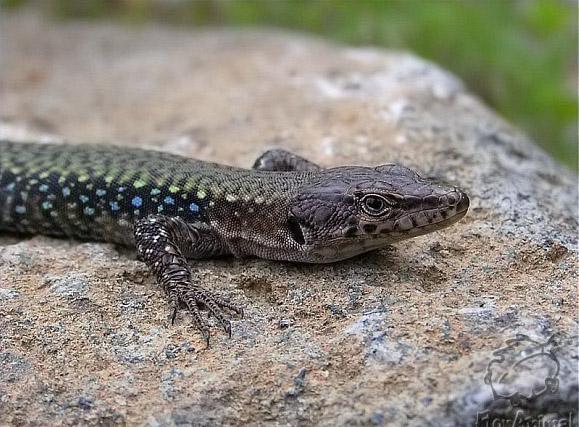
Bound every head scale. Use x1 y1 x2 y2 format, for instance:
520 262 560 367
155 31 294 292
287 164 469 262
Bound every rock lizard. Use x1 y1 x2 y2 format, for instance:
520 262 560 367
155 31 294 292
0 140 469 342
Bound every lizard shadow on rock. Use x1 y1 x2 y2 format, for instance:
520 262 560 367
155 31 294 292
329 248 451 293
0 231 29 246
114 243 444 313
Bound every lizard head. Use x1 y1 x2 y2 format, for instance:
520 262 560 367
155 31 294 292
287 164 469 262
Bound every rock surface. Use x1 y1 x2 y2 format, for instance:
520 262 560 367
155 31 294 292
1 12 577 427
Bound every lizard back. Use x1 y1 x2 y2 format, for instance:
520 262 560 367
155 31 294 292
0 140 312 245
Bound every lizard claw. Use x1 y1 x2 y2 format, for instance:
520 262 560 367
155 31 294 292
170 305 178 325
202 327 210 349
167 289 181 325
168 280 242 343
225 321 232 338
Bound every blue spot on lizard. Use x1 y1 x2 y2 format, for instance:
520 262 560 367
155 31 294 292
132 196 143 208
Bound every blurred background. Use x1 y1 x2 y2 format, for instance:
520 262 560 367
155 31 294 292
3 0 577 170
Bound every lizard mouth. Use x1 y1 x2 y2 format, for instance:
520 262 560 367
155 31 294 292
383 191 470 237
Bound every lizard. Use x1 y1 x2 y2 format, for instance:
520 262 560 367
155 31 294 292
0 140 469 343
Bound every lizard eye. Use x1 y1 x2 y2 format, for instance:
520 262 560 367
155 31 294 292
361 194 390 216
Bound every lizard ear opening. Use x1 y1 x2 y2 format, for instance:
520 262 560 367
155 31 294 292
287 215 306 245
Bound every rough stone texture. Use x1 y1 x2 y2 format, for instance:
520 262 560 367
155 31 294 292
0 12 577 427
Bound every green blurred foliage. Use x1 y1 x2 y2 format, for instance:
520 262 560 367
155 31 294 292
3 0 577 170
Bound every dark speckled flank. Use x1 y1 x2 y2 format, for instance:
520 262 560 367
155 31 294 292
0 165 201 243
0 140 314 244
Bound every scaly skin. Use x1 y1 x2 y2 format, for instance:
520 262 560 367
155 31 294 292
0 140 469 342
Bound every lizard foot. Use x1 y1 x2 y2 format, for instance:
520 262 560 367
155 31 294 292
134 215 243 345
168 280 244 345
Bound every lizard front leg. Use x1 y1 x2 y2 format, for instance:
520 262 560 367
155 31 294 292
252 149 322 171
134 215 242 344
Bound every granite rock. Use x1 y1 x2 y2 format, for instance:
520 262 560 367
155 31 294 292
0 12 577 427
